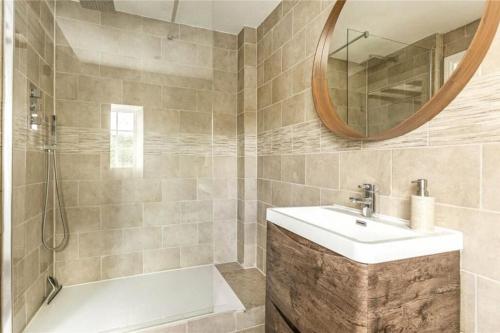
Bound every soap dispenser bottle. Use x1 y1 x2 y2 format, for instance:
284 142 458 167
410 179 435 232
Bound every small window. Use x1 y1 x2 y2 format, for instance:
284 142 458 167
110 104 143 170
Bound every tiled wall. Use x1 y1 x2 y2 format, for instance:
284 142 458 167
236 27 258 267
12 0 55 332
256 1 500 332
52 1 239 286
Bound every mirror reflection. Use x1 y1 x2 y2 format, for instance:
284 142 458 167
327 0 484 136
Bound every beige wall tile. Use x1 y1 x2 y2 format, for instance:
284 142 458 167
392 146 480 207
340 150 391 195
187 312 236 333
123 227 162 251
55 257 100 285
461 271 475 333
162 86 197 110
143 248 180 273
305 153 339 189
281 155 305 184
163 224 198 247
180 244 213 267
78 230 123 258
144 202 181 225
272 12 292 52
101 204 143 229
123 81 162 108
101 252 143 279
163 179 197 201
477 277 500 333
482 143 500 211
436 205 500 281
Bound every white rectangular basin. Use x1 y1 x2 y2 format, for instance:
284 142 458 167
266 205 463 264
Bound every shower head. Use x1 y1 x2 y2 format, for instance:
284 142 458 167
79 0 115 12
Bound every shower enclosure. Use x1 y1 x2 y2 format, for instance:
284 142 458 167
1 0 262 331
328 29 435 136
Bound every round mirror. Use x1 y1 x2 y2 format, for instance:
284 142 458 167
312 0 500 140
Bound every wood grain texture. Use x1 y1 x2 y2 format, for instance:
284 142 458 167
311 0 500 141
266 223 460 333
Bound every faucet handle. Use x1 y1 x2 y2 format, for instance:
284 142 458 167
358 183 376 191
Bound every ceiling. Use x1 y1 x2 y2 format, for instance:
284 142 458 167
113 0 281 34
331 0 485 63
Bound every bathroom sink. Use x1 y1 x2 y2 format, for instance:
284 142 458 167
266 205 463 264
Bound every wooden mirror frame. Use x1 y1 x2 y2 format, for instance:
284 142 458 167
312 0 500 141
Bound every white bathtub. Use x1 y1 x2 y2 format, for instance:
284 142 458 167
25 265 245 333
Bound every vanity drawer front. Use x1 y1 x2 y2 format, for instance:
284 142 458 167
266 222 368 333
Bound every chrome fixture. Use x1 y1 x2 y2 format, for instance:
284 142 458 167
41 115 69 251
350 183 377 217
330 30 369 55
29 83 42 130
46 276 62 304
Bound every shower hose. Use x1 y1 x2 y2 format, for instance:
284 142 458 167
41 148 69 251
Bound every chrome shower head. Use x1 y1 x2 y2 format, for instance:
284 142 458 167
79 0 115 12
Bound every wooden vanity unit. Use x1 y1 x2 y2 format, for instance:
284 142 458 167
265 223 460 333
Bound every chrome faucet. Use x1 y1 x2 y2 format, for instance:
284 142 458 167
350 184 376 217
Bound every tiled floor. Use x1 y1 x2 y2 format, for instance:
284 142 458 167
216 263 266 309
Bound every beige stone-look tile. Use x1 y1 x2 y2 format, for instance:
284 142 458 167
219 268 266 309
282 29 306 71
101 252 143 279
237 325 265 333
291 184 320 206
144 202 181 225
163 179 197 201
123 81 162 108
187 312 235 333
123 227 162 251
57 153 100 180
292 0 321 34
282 91 306 126
214 31 237 50
272 12 292 52
78 75 122 104
263 49 281 83
477 277 500 333
435 205 500 281
26 274 46 322
392 146 480 207
179 24 213 46
144 109 180 136
214 70 237 93
262 155 281 180
142 18 179 38
143 248 180 273
482 143 500 211
179 111 212 134
101 203 143 229
214 156 237 179
56 72 77 100
56 100 100 128
78 230 123 258
178 155 212 178
180 244 213 267
214 113 236 137
271 72 292 103
162 86 196 110
181 200 212 223
57 206 100 234
55 257 100 285
281 154 305 184
236 306 265 330
163 224 198 247
340 150 391 195
460 271 475 333
214 219 237 263
305 153 339 189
